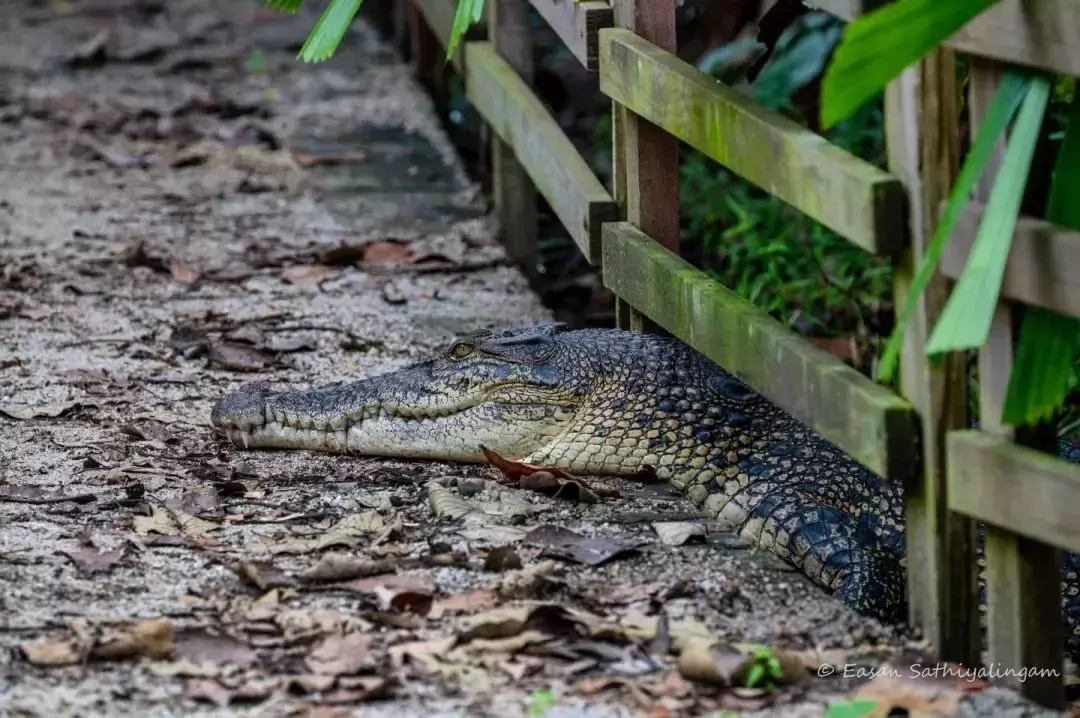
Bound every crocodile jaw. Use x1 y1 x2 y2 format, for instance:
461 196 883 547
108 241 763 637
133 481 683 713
221 402 566 463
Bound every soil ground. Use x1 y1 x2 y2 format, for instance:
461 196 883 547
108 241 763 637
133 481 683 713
0 1 1070 716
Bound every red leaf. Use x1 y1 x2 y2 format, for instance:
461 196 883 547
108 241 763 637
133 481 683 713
170 261 200 284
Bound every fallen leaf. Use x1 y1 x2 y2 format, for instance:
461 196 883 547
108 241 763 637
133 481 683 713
93 618 174 662
523 525 647 567
185 677 276 707
362 241 415 264
482 447 614 501
316 676 389 704
169 260 201 284
306 632 374 676
299 554 399 584
499 560 561 599
481 446 578 483
389 636 457 671
430 589 499 619
231 561 298 591
843 665 976 717
281 264 339 286
62 546 126 574
133 506 180 536
166 488 222 517
0 400 91 420
173 628 258 667
342 573 435 605
209 342 270 372
292 150 368 166
262 334 316 353
652 521 708 547
677 640 750 686
20 638 82 666
264 511 393 554
458 525 530 545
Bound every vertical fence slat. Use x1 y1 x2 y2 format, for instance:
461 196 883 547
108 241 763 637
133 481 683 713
967 57 1065 709
884 49 979 666
488 0 539 280
610 0 678 333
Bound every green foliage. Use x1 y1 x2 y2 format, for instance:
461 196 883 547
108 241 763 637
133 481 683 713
527 689 556 717
1002 96 1080 425
926 72 1052 356
265 0 302 12
446 0 485 64
824 699 879 718
741 644 785 690
296 0 365 62
877 71 1029 383
820 0 999 129
683 13 890 339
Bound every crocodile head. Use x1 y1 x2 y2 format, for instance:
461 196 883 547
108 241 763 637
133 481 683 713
210 323 588 462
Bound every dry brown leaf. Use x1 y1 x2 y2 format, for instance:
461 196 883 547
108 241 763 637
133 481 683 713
305 632 374 676
523 525 647 567
361 240 415 264
429 588 499 619
265 511 392 555
0 400 91 420
389 636 458 673
209 342 270 372
63 546 126 574
231 561 298 591
92 618 174 662
169 260 200 284
133 506 179 536
652 521 708 546
173 628 258 667
281 264 339 286
317 676 390 704
299 554 399 583
291 150 367 166
20 638 82 666
844 666 980 718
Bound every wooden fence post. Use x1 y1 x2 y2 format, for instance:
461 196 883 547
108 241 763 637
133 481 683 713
487 0 539 281
966 58 1064 709
610 0 679 333
884 50 978 666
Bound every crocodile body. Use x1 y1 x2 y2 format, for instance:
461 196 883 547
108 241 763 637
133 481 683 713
210 323 1080 656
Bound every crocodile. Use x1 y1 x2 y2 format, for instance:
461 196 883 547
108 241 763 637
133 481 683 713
211 323 1080 656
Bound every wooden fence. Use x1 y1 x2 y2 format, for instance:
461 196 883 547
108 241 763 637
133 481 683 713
397 0 1080 708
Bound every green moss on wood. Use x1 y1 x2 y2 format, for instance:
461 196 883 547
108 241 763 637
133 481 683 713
598 29 908 255
466 42 617 263
601 221 918 480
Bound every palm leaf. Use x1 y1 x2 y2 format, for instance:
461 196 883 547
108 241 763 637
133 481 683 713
926 72 1052 356
875 70 1028 383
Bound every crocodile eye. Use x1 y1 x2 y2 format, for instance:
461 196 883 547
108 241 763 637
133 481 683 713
450 342 474 359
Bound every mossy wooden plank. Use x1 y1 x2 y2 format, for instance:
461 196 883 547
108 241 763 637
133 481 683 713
885 55 978 664
466 42 616 263
598 29 907 255
529 0 612 71
413 0 463 71
811 0 1080 77
940 201 1080 320
601 221 918 480
947 430 1080 555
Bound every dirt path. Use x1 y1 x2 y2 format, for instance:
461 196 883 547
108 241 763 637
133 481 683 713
0 2 1067 716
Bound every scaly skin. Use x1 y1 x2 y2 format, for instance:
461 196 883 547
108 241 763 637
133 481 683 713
211 323 1080 654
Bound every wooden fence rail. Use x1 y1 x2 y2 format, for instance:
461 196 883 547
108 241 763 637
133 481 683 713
399 0 1080 708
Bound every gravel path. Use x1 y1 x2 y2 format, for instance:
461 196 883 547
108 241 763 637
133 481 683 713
0 1 1068 716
